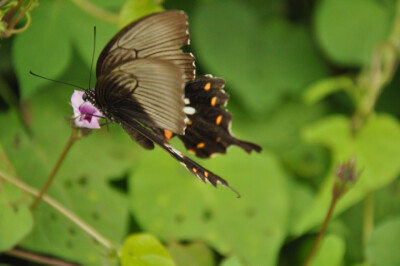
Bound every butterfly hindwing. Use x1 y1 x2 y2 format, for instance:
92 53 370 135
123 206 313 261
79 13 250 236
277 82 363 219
120 119 240 197
178 76 262 158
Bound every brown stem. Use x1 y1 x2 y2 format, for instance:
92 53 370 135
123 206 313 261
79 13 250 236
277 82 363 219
7 0 32 30
2 0 24 23
30 131 79 210
5 248 79 266
303 192 341 266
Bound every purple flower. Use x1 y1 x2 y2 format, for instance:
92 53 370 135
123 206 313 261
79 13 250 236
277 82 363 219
71 90 103 129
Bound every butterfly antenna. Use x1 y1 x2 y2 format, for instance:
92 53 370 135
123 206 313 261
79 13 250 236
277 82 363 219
88 26 96 89
29 71 86 90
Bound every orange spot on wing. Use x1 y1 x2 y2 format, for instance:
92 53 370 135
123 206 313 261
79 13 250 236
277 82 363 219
192 168 197 173
186 120 193 125
204 171 209 178
204 82 211 91
196 142 205 149
188 149 196 155
163 130 173 141
211 96 217 107
216 115 223 125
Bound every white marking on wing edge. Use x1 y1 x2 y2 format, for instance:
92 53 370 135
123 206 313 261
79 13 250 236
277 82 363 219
183 106 196 115
165 143 183 158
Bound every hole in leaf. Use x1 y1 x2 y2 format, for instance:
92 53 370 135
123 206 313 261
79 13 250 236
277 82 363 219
246 207 257 218
78 175 88 187
12 134 21 149
50 212 57 221
109 173 129 194
202 209 213 222
175 213 185 224
68 227 76 235
64 179 73 188
66 240 74 249
92 211 100 220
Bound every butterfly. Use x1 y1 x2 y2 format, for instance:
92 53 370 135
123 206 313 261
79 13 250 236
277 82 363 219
83 10 262 197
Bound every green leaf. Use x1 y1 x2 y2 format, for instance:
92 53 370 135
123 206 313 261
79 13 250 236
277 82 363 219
120 233 175 266
310 234 345 266
191 0 328 113
220 256 244 266
293 115 400 235
366 217 400 266
13 0 117 99
0 202 33 251
167 241 215 266
119 0 164 28
304 76 357 105
314 0 392 66
0 159 33 253
0 147 33 252
130 148 290 266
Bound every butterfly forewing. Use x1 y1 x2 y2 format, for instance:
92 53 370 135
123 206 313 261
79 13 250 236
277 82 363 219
95 58 187 134
96 10 195 82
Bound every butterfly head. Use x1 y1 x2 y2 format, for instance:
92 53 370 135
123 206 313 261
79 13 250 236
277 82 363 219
82 89 96 105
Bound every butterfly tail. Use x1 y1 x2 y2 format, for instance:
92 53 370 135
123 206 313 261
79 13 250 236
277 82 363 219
121 120 241 197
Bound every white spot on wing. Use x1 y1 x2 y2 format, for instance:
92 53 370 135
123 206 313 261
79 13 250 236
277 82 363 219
183 106 196 115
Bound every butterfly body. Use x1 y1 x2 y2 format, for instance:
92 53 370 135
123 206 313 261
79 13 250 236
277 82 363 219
83 10 261 196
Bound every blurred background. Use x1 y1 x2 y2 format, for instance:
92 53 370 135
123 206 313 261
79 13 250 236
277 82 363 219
1 0 400 265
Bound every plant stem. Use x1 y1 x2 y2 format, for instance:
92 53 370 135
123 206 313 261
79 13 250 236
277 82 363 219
30 131 79 210
303 192 340 266
0 171 116 252
363 192 374 245
69 0 119 25
5 248 79 266
2 0 24 24
352 0 400 132
7 0 32 30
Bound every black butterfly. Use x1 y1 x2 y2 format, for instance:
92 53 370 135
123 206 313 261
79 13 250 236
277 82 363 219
83 10 261 196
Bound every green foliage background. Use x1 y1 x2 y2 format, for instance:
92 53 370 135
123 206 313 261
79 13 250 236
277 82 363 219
1 0 400 265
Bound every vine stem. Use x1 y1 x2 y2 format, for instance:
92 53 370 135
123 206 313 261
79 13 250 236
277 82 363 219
30 131 79 210
363 192 374 245
69 0 119 25
0 171 116 252
303 191 341 266
5 248 78 266
7 0 32 30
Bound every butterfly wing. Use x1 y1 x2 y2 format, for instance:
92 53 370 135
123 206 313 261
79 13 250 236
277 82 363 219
178 75 262 158
118 118 240 197
95 58 187 134
96 10 195 82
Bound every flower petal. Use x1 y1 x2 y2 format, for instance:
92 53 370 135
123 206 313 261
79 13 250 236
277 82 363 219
71 90 103 129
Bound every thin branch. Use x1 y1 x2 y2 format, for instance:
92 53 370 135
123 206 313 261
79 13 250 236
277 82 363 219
5 248 79 266
302 192 340 266
69 0 119 25
30 132 78 210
